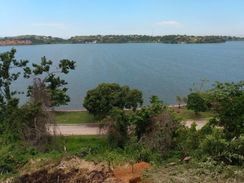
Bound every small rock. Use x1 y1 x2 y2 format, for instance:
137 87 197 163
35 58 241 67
183 156 191 163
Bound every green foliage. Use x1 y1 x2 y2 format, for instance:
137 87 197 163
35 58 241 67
54 111 95 124
187 92 207 114
69 35 231 44
83 83 143 118
131 96 163 141
140 111 181 155
176 123 201 156
0 48 28 105
28 56 76 106
0 49 76 145
176 121 244 165
207 81 244 139
0 143 37 175
102 108 129 148
200 129 228 157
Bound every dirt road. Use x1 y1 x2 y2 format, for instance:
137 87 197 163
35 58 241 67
49 119 208 136
48 123 104 136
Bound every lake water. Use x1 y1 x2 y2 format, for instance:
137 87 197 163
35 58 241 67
0 42 244 109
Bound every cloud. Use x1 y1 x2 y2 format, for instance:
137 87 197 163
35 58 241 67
156 20 181 27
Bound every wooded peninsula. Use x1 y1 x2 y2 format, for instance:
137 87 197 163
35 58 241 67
0 35 243 46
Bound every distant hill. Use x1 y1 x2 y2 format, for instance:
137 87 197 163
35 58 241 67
69 35 243 44
0 35 68 45
0 35 243 46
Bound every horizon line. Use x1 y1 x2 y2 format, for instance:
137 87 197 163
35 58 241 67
1 34 243 39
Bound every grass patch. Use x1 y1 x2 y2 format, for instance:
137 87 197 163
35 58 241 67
54 111 96 124
143 161 244 183
54 108 214 124
172 107 214 121
61 135 107 154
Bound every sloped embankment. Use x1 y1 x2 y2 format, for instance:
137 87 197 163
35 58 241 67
13 157 151 183
14 157 119 183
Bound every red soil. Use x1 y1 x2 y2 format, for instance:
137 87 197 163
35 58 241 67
113 162 151 183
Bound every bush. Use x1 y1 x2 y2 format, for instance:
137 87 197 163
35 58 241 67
101 108 129 148
200 129 228 157
199 130 244 165
187 92 207 114
0 144 37 174
140 111 181 155
176 123 202 156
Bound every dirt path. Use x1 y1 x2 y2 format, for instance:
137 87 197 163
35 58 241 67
49 119 208 136
48 124 104 136
183 119 208 130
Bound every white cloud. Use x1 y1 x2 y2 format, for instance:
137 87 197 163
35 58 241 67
156 20 182 27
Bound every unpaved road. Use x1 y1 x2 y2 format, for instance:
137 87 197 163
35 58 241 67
48 123 105 136
49 119 208 136
183 119 208 130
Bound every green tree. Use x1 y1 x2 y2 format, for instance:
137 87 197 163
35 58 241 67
0 48 29 107
27 57 76 107
83 83 143 118
187 92 207 114
207 81 244 139
0 49 75 143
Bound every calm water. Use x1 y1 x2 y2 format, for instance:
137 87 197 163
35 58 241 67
0 42 244 109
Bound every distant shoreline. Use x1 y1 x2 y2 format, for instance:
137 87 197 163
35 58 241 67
1 35 243 46
1 40 242 47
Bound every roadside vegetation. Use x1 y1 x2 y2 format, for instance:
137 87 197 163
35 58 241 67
0 49 243 182
54 111 96 124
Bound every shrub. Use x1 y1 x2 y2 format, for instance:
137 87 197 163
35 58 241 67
176 123 202 156
187 92 207 114
140 111 181 155
200 129 228 157
101 108 129 148
206 81 244 139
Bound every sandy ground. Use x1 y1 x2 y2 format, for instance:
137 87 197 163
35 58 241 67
48 124 105 136
183 119 208 130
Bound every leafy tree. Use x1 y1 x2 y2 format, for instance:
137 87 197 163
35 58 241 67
0 49 75 144
207 81 244 139
0 48 28 107
187 92 207 114
83 83 143 118
27 57 76 107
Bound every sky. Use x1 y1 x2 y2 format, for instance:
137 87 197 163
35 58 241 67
1 0 244 38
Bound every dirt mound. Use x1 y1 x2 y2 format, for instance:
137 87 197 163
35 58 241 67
113 162 151 183
14 157 119 183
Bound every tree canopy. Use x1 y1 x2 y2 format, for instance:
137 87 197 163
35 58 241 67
187 92 207 114
0 48 76 145
83 83 143 118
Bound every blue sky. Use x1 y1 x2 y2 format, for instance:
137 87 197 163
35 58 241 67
1 0 244 38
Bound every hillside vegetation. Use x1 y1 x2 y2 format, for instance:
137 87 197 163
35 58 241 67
1 35 244 45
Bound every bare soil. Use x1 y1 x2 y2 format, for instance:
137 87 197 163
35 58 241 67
14 157 119 183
